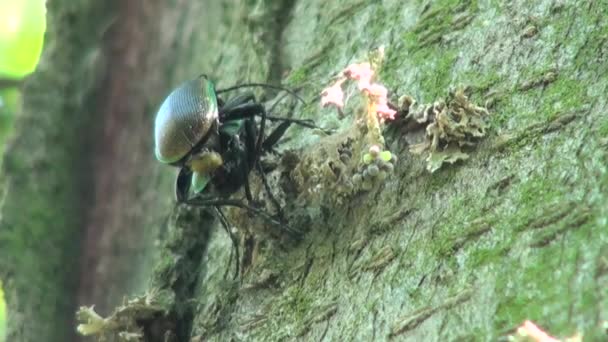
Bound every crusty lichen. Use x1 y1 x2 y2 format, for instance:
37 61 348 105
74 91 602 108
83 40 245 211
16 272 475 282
404 87 490 172
76 289 172 341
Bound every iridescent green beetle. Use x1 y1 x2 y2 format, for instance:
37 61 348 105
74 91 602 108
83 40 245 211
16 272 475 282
155 75 324 277
154 74 319 204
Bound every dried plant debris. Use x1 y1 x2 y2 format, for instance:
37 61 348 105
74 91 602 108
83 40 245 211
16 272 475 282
404 88 490 172
293 47 400 205
76 290 172 341
291 133 359 205
289 127 398 206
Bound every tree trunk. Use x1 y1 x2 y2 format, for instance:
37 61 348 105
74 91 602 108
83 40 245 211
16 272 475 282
2 0 607 341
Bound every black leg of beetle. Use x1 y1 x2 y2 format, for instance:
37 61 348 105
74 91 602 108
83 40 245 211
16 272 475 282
243 116 283 217
185 197 282 226
220 101 330 136
220 102 268 158
218 102 268 171
185 197 300 235
215 206 239 280
266 115 319 130
219 92 255 118
220 102 268 201
175 167 192 202
262 121 292 151
255 161 284 219
256 106 267 160
242 118 258 204
219 102 266 122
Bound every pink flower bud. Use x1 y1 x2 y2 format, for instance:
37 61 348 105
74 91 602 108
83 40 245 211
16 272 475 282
364 83 388 101
375 103 397 120
321 80 345 108
369 145 381 156
343 62 374 83
516 321 560 342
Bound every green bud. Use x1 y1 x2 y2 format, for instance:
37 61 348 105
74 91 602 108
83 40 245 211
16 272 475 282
379 150 392 162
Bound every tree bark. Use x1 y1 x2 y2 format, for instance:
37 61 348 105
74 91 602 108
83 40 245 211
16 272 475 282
2 0 607 341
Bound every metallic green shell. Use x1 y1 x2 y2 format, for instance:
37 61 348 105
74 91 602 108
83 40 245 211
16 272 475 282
191 171 211 194
154 76 218 164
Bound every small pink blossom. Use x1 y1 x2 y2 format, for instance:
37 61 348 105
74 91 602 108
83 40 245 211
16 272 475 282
322 60 397 121
356 79 371 91
363 83 388 101
343 62 374 81
344 62 374 90
369 145 381 156
321 79 345 108
375 103 397 120
516 321 560 342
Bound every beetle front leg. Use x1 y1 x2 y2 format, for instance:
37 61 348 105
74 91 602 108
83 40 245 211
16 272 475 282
215 206 240 280
218 102 268 168
219 92 256 118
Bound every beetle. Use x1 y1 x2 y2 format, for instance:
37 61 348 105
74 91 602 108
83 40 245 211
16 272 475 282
155 75 319 275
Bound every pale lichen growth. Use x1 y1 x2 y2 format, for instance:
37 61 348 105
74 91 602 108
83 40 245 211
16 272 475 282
404 87 490 172
76 290 170 341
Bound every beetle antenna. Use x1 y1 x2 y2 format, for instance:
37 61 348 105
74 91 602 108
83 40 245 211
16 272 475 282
216 83 306 105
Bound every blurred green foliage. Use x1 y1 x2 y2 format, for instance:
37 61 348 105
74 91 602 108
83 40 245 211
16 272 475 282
0 1 46 340
0 0 45 147
0 1 45 78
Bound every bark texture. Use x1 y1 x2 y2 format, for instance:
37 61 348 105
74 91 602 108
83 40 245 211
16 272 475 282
2 0 607 341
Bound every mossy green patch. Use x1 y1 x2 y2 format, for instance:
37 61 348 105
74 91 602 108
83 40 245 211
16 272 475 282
597 117 608 137
424 166 458 193
466 245 509 269
493 224 599 337
380 0 481 100
536 76 589 121
285 66 310 85
252 285 314 340
460 70 502 95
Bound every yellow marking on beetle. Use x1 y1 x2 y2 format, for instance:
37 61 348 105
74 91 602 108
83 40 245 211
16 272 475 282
190 151 223 175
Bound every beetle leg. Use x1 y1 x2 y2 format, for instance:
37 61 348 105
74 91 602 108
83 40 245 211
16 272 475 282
186 197 282 223
243 173 254 203
219 92 256 118
245 113 282 216
215 206 240 280
266 115 333 135
262 121 292 152
175 167 192 202
219 102 265 121
218 102 268 190
255 162 284 219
